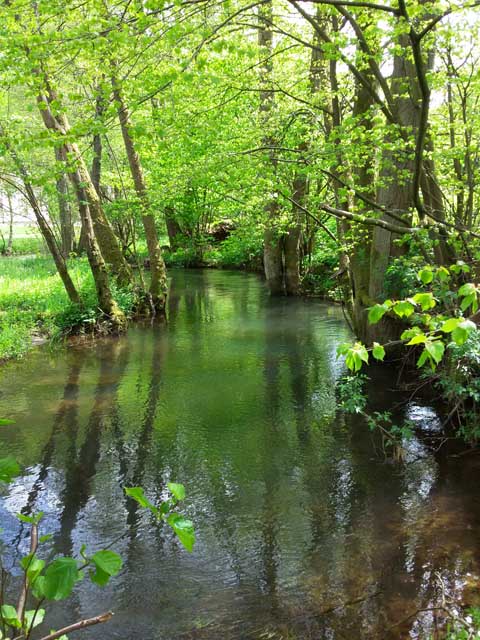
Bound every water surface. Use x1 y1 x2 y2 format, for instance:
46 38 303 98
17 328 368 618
0 269 479 639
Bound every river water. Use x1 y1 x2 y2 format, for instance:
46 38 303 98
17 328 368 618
0 269 479 639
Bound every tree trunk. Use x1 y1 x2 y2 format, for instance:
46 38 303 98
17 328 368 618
69 165 125 328
5 191 13 256
54 148 74 257
0 125 81 305
165 206 182 251
285 171 304 296
112 72 167 313
369 36 418 302
35 82 132 289
348 37 376 340
258 0 284 295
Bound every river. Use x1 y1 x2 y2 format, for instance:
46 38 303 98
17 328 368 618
0 269 479 639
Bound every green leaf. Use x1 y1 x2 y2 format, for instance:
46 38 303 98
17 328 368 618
0 457 20 483
458 282 476 297
90 550 122 586
24 609 45 631
401 327 422 340
407 333 427 345
344 342 369 372
393 300 415 318
167 513 195 552
417 349 429 368
425 341 445 365
436 266 450 282
39 534 53 544
418 268 433 284
441 318 461 333
0 418 14 426
167 482 186 501
452 320 476 346
1 605 21 628
41 557 80 601
372 342 385 361
336 343 351 357
368 303 388 324
17 512 43 525
125 487 158 516
412 292 436 311
20 554 45 585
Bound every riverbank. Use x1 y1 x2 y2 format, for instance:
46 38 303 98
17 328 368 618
0 245 338 362
0 255 134 361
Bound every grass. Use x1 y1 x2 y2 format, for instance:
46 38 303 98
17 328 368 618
0 224 46 255
0 255 136 361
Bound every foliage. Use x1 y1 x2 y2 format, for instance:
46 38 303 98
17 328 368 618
337 261 480 441
444 607 480 639
0 440 195 639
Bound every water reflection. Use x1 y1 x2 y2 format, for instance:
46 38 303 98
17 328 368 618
0 269 478 639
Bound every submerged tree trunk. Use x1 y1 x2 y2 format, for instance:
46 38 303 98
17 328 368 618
258 0 284 295
112 72 167 313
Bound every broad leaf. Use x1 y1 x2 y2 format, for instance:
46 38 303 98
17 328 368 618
90 550 122 586
393 301 415 319
24 609 45 631
125 487 158 516
1 604 21 628
372 342 385 361
368 303 388 324
412 292 436 311
0 457 20 483
418 268 433 284
41 557 80 601
167 482 186 501
167 513 195 552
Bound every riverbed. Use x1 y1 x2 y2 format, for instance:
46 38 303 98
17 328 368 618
0 269 479 639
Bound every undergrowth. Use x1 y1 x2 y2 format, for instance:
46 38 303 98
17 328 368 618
0 255 135 361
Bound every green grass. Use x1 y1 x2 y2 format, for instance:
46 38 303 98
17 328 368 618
0 255 96 360
0 225 46 255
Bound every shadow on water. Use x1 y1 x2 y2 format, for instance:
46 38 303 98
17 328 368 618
0 269 479 639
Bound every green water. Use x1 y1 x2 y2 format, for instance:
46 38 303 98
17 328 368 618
0 269 479 639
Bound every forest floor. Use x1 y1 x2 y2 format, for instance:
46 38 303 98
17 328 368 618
0 255 95 361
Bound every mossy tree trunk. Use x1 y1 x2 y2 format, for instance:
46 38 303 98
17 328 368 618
35 81 133 289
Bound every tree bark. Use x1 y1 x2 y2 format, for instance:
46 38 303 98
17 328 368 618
165 206 182 251
111 72 167 313
68 163 125 328
35 80 132 289
369 34 418 301
54 148 74 257
285 171 304 296
259 0 284 295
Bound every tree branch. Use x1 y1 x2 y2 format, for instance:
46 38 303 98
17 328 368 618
37 612 113 640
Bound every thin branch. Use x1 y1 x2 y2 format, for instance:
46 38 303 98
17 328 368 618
16 524 38 625
36 612 113 640
281 191 338 241
295 0 399 13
